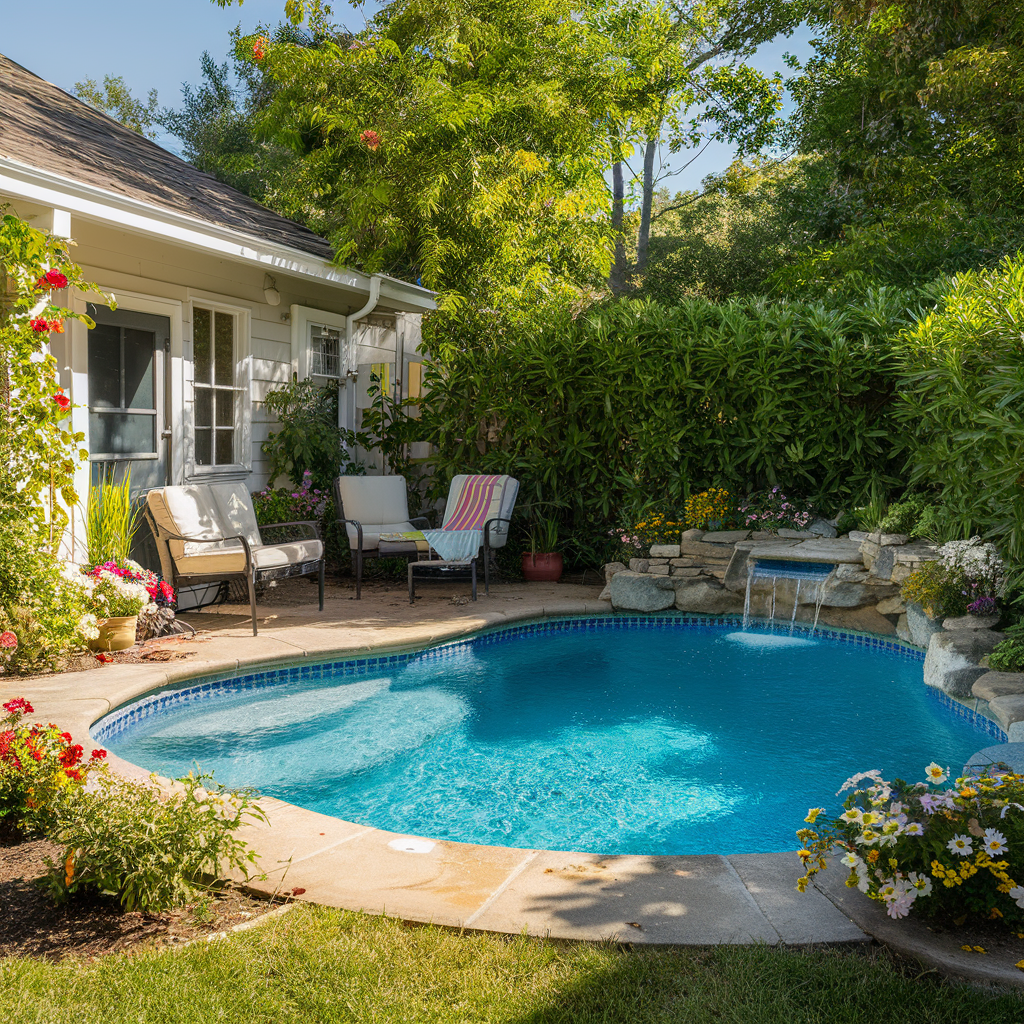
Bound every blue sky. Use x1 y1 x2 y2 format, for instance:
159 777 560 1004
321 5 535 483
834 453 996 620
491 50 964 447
3 0 813 194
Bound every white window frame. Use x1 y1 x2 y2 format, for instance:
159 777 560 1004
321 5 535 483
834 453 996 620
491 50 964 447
290 304 349 382
186 295 251 481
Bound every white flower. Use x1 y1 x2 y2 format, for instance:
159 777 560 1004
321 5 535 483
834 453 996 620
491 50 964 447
947 835 973 856
838 770 885 795
982 829 1008 856
908 872 933 898
1009 886 1024 909
925 762 948 785
839 808 863 824
886 892 916 919
841 852 861 869
903 823 925 836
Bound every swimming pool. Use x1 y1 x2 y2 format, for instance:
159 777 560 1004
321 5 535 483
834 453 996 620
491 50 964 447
95 617 1002 856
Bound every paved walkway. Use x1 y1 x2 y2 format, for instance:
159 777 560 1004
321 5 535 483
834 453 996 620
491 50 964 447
5 577 1023 985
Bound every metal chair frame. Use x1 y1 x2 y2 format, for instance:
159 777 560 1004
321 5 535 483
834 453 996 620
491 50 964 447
407 516 512 604
143 505 324 635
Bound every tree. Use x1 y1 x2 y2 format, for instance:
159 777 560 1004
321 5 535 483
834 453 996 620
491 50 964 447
73 76 160 138
209 0 619 307
595 0 803 293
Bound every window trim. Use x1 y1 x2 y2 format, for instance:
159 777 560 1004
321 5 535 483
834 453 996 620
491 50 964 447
186 297 251 480
290 304 349 382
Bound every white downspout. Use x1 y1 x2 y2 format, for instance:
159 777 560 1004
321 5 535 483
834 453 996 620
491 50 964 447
339 275 382 449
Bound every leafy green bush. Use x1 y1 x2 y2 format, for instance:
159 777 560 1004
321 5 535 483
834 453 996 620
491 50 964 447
420 292 916 565
0 519 95 675
895 255 1024 580
990 622 1024 673
43 770 266 912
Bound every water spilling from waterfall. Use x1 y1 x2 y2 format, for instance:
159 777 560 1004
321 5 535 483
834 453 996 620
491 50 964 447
742 558 837 632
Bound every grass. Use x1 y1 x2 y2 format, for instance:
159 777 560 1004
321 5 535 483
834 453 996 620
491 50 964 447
3 906 1022 1023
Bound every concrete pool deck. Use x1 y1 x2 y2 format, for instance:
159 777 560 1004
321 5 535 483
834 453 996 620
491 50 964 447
5 576 1023 987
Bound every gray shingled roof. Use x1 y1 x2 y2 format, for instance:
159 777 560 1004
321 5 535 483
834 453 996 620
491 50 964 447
0 53 334 261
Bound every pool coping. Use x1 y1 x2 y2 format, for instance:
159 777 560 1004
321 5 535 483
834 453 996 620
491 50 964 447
5 597 1023 987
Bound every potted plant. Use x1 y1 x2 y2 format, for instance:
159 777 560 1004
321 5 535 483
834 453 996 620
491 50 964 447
522 516 563 582
82 561 153 651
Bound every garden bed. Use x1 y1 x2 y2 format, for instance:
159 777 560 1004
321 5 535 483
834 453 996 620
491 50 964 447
0 824 287 960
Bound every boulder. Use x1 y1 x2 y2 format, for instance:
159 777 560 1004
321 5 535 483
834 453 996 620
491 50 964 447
876 595 905 616
629 558 650 573
673 579 744 616
777 528 817 539
906 602 945 648
819 579 899 609
723 547 753 593
602 561 627 582
896 613 911 643
702 530 751 544
942 614 1001 631
869 546 899 580
987 695 1024 742
679 539 738 559
609 571 676 612
680 529 704 542
809 519 838 538
816 605 898 636
973 672 1024 702
648 564 671 575
671 566 702 577
924 629 1006 699
848 531 870 544
649 543 681 558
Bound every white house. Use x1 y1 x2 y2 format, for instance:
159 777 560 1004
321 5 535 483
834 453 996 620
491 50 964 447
0 53 435 575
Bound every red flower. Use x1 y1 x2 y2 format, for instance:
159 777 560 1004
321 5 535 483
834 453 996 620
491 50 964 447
60 732 73 743
47 318 65 334
2 698 33 715
53 391 71 411
359 129 382 152
91 749 107 760
253 36 268 60
64 768 82 781
37 269 69 289
59 744 83 767
29 318 49 333
0 631 17 649
30 750 43 761
95 653 113 663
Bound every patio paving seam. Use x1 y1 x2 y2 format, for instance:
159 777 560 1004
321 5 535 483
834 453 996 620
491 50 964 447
283 827 377 868
719 854 782 944
464 850 541 927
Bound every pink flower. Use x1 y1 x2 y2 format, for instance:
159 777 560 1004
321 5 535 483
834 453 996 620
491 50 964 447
360 129 382 151
0 631 17 649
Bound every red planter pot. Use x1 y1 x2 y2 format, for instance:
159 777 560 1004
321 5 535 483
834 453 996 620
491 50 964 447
522 552 563 582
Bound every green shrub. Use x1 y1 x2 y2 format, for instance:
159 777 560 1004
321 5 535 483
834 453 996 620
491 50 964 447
895 254 1024 579
0 519 95 675
43 770 267 912
990 622 1024 673
420 292 916 565
901 539 1004 618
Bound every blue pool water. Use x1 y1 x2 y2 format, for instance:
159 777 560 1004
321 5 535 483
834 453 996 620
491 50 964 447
100 619 995 855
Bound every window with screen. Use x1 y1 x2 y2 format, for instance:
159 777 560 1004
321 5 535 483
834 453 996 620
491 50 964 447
310 323 341 378
192 307 240 467
87 322 157 457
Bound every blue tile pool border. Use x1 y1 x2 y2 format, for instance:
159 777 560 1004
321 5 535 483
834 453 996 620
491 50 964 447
91 613 1006 745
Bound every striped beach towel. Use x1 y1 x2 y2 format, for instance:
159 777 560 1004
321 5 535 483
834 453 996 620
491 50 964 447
441 475 505 531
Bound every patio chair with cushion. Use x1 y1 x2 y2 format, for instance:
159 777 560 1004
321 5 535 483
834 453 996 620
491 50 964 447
333 475 431 599
409 474 520 603
145 482 324 635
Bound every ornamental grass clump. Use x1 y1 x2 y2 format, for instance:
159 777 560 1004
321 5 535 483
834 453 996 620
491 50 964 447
0 697 107 834
796 763 1024 929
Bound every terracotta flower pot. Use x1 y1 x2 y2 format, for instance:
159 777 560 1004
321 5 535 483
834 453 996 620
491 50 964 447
89 615 138 652
522 552 563 582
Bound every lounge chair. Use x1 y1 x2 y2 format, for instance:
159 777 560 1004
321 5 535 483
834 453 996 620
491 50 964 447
333 475 431 599
145 483 324 635
409 474 519 603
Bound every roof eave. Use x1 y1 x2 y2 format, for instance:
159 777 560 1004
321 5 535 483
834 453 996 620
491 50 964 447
0 155 437 313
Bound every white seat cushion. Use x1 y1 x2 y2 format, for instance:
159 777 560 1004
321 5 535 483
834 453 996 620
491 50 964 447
345 520 418 552
175 538 323 576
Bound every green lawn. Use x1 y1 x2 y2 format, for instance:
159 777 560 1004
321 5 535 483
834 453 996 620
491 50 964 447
2 906 1021 1023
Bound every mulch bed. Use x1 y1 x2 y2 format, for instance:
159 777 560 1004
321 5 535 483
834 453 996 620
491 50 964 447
0 826 287 961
